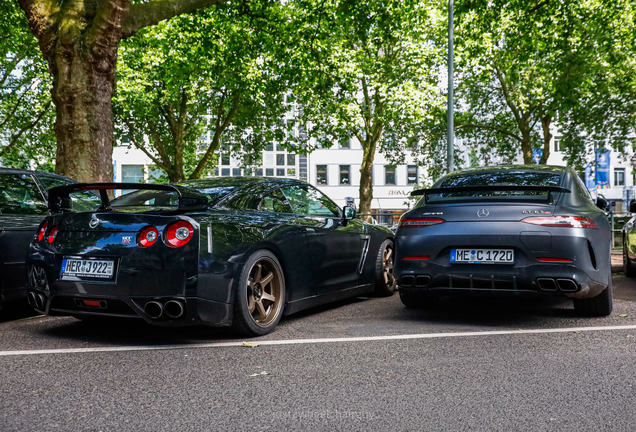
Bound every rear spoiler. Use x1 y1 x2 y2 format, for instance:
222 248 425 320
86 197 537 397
411 185 571 197
48 182 209 213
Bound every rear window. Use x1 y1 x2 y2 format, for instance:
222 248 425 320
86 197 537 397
110 190 180 207
189 186 237 206
0 174 48 215
424 171 563 204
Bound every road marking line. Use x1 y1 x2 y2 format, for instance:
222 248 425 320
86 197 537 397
2 324 636 357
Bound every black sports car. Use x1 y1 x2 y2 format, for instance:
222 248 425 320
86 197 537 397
26 178 395 335
0 168 78 311
394 165 613 316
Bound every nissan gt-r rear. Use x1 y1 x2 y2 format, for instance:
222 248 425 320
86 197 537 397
394 166 613 316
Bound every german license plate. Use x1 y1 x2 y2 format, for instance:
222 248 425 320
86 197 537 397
61 258 115 279
450 249 514 264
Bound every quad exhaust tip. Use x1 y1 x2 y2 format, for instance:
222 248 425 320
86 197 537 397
144 301 164 319
164 300 185 319
144 299 186 320
537 278 578 292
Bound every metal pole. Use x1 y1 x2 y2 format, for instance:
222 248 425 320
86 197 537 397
447 0 454 173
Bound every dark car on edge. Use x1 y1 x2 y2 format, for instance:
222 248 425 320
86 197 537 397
26 177 396 335
0 168 78 311
621 200 636 277
394 165 613 316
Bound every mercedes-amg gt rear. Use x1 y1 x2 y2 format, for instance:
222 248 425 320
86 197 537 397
394 166 612 316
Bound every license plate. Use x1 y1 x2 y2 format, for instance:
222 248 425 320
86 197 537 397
61 258 115 279
450 249 514 264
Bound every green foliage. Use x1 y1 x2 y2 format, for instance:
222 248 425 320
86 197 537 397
282 0 446 211
454 0 636 168
0 1 55 170
114 1 288 182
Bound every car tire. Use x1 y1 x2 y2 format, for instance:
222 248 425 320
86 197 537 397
374 239 397 297
624 241 636 277
232 250 286 336
573 280 613 317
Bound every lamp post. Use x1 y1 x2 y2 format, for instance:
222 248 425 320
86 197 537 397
447 0 454 173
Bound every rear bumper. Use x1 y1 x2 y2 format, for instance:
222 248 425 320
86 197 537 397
26 289 233 327
396 261 608 299
394 221 610 299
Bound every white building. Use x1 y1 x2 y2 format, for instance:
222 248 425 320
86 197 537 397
112 132 635 223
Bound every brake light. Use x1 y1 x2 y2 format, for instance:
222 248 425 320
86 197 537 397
164 221 194 247
522 216 597 229
398 218 445 228
537 258 573 263
138 226 159 247
47 227 58 244
403 256 431 260
37 221 48 241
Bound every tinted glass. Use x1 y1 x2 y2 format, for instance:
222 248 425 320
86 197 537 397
111 190 180 207
186 184 237 206
0 174 47 215
38 176 73 190
426 170 563 203
281 185 339 217
259 189 293 213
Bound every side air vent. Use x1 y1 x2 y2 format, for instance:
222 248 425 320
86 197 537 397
587 240 597 270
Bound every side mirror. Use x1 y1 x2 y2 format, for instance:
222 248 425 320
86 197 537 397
596 196 609 211
343 205 356 220
630 200 636 214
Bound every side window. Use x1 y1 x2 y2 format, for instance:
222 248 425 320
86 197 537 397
281 185 340 217
224 193 261 211
0 174 48 215
259 189 293 214
574 174 594 202
38 176 72 191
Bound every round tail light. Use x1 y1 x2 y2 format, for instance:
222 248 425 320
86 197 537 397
165 221 194 247
138 226 159 247
38 221 49 242
47 227 58 244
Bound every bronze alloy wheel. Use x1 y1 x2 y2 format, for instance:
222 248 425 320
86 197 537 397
383 245 396 291
246 257 284 327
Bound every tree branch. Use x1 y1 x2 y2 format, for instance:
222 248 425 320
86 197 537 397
0 101 51 158
85 0 130 51
121 0 228 38
456 123 523 142
17 0 61 57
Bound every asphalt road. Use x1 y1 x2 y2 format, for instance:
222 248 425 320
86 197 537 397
1 275 636 431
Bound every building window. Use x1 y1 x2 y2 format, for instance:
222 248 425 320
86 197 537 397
276 168 285 176
266 168 274 176
385 166 395 185
340 137 350 149
221 168 230 176
264 153 274 166
287 168 296 177
317 165 328 185
615 168 625 187
122 165 144 183
257 168 263 176
554 138 561 152
407 165 418 185
340 165 350 185
232 168 241 177
287 154 296 166
266 143 274 151
276 154 285 166
221 153 230 165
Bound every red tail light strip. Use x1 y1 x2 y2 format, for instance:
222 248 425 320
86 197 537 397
398 218 445 228
403 256 431 261
47 227 58 244
522 216 597 229
537 258 573 263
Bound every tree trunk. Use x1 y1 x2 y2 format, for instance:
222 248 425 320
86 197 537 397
51 41 116 183
539 114 552 165
520 129 533 164
358 139 377 223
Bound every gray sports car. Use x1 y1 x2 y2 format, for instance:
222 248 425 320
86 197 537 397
394 165 612 316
